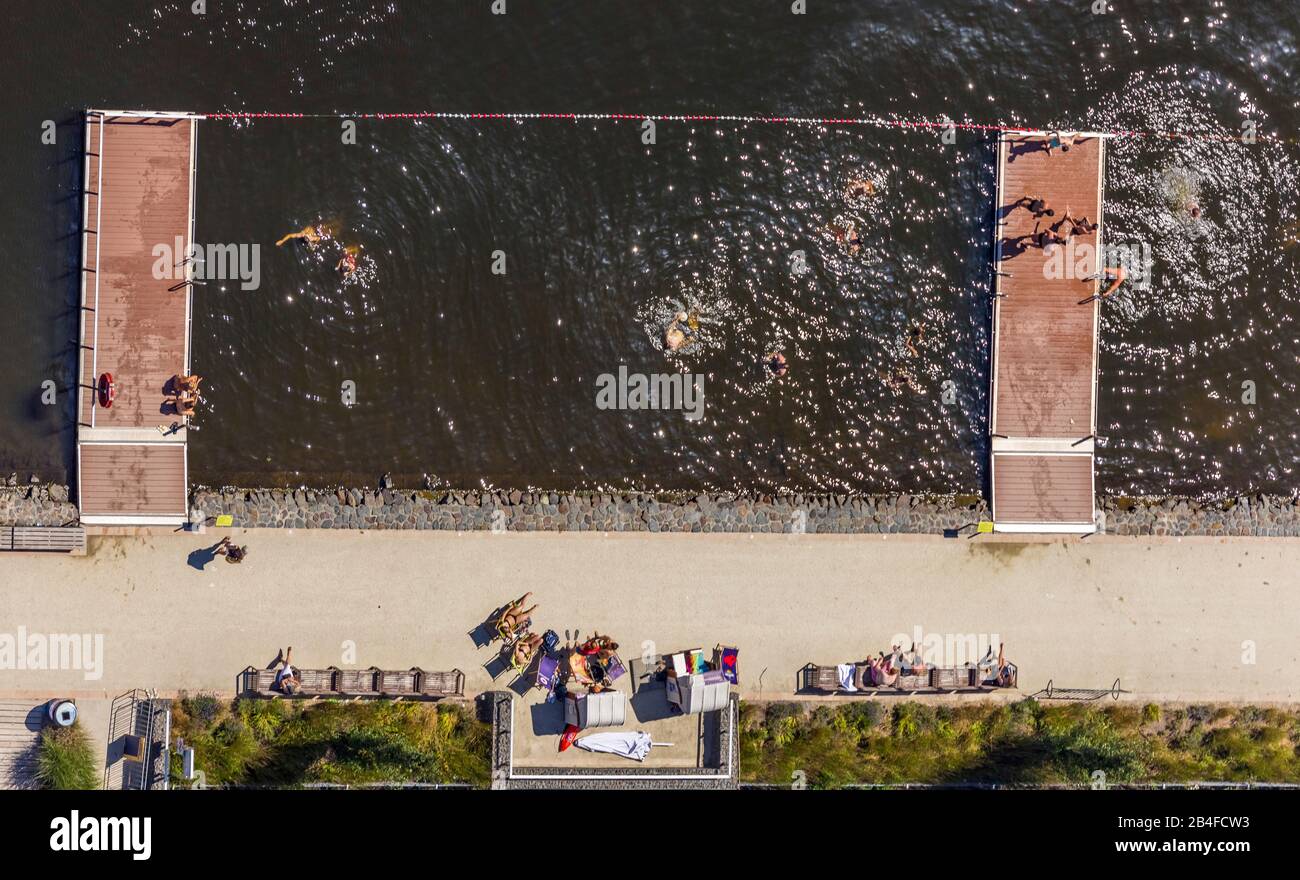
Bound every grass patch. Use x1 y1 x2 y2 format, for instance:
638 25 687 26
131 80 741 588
740 700 1300 788
37 722 98 790
170 694 491 788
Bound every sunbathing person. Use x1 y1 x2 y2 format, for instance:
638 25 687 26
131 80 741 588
977 642 1013 686
513 633 542 670
869 653 899 687
900 643 927 673
273 647 300 695
577 633 618 661
497 592 537 635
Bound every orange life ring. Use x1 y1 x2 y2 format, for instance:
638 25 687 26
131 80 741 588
97 372 115 408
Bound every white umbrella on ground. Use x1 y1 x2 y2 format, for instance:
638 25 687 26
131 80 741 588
573 731 669 762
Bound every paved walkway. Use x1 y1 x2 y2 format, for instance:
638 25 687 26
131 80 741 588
1 531 1297 703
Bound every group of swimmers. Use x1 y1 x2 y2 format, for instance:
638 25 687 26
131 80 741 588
276 223 363 278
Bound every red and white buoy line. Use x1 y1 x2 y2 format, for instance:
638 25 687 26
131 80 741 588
199 110 1289 144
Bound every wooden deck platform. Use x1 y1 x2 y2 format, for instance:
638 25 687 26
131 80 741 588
990 131 1105 533
77 111 197 526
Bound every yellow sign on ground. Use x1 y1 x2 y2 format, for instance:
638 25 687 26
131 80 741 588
215 515 234 527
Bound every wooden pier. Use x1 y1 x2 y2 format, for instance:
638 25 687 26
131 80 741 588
77 111 198 526
990 130 1106 533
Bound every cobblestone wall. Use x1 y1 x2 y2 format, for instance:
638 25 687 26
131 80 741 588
6 478 1300 537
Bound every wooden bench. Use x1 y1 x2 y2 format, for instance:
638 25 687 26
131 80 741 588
296 668 337 696
333 667 380 697
417 669 465 698
379 668 420 697
242 665 464 700
3 526 86 554
801 662 1009 695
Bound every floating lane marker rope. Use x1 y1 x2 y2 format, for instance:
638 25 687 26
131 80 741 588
199 111 1286 144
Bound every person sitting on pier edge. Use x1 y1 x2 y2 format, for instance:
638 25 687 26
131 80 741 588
171 373 203 395
275 223 329 247
1093 264 1128 299
1044 131 1071 156
174 390 197 417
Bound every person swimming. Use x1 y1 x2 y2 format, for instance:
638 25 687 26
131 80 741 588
765 351 788 377
827 221 863 255
845 176 876 200
664 310 698 352
276 224 329 247
337 245 360 277
905 322 926 358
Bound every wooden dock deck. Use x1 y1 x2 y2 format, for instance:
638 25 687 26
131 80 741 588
990 131 1105 533
77 111 198 526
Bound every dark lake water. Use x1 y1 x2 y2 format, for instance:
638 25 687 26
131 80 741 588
3 1 1297 497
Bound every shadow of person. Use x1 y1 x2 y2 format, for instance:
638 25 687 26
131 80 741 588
187 540 225 571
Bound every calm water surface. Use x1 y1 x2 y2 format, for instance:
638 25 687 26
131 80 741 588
2 1 1297 497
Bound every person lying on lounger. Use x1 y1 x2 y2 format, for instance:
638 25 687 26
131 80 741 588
497 593 537 635
513 633 542 670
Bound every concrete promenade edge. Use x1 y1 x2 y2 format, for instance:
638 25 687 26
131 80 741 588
0 530 1297 703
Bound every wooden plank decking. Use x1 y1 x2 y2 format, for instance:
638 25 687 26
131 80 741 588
77 111 197 526
990 131 1104 532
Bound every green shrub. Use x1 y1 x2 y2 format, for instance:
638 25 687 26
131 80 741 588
170 698 490 788
37 723 98 790
739 700 1300 788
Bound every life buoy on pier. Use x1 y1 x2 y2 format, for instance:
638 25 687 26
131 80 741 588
97 372 115 408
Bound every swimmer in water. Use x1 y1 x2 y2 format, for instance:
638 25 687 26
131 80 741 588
337 245 360 277
827 221 863 256
664 311 696 352
765 351 788 378
276 224 329 247
904 322 927 358
1188 203 1202 220
882 367 924 395
845 176 876 200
